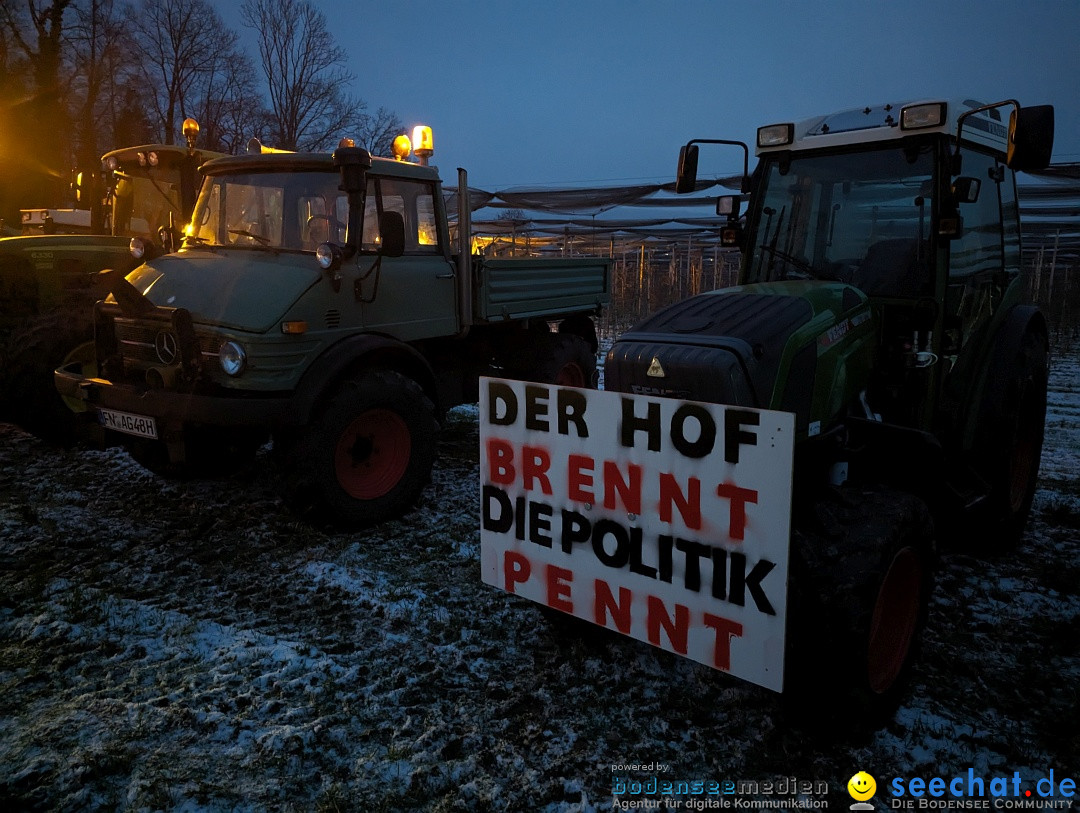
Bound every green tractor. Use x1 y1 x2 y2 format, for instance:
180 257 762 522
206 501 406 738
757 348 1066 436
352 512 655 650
604 98 1054 721
0 119 223 441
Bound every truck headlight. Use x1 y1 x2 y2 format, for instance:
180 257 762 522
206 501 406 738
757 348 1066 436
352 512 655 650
219 340 247 376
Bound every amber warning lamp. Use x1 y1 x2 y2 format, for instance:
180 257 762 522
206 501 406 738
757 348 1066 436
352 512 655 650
412 125 434 165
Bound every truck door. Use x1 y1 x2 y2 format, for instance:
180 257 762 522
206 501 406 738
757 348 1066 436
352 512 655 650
356 176 458 340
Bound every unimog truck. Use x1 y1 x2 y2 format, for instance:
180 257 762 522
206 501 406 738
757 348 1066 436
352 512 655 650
604 98 1054 720
56 131 610 527
0 119 222 440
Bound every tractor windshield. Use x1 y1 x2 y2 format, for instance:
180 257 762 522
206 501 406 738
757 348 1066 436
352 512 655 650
187 170 347 252
748 143 936 297
112 170 185 239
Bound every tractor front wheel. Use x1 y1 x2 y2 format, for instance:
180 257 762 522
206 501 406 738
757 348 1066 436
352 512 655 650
784 486 935 730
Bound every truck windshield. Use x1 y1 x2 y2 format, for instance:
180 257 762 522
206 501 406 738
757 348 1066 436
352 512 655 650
749 143 936 297
188 170 347 251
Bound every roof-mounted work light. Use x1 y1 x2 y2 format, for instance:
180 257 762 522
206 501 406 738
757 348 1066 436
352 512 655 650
900 102 946 131
757 123 794 148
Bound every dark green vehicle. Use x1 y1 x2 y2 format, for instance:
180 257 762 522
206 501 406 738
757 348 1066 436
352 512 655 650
56 135 610 527
0 120 222 440
604 98 1054 722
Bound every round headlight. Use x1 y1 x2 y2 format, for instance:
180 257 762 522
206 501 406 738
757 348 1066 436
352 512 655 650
148 151 159 167
219 340 247 376
137 151 147 166
104 155 119 171
315 242 342 271
129 236 148 260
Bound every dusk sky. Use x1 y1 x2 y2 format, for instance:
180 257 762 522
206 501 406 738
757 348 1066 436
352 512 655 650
223 0 1080 191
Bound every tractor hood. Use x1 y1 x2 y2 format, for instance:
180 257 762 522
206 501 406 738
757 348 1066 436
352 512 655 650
605 281 873 430
126 249 321 333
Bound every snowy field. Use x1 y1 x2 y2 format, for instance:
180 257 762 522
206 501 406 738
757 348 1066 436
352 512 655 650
0 347 1077 812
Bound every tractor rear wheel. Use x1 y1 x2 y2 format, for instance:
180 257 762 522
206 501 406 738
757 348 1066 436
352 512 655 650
972 326 1048 551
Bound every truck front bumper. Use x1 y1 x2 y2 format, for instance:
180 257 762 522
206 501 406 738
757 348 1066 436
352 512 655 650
54 361 294 436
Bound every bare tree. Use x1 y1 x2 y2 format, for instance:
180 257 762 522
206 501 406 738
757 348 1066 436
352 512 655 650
130 0 241 145
0 0 73 210
240 0 364 152
65 0 132 162
185 38 263 154
355 106 405 158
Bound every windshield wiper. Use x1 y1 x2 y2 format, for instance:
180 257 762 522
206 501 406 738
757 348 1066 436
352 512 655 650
227 228 271 246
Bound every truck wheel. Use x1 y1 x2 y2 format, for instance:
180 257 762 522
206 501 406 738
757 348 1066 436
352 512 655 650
558 313 599 354
972 327 1048 551
533 333 598 388
784 487 935 730
283 370 437 528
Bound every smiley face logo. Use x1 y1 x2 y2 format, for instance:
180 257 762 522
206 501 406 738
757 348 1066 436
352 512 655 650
848 771 876 801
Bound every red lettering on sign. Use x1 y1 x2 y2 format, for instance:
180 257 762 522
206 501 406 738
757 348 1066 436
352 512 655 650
503 550 531 593
486 438 515 485
593 579 632 634
658 473 702 530
603 460 642 515
715 482 758 541
545 564 574 613
567 454 595 503
522 445 553 495
703 613 743 671
646 594 689 655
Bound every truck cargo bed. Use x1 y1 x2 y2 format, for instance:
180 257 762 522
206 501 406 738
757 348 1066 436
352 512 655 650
474 257 610 322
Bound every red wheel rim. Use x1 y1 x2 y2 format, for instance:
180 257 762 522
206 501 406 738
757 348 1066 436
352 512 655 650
555 362 586 388
334 409 411 500
867 547 923 694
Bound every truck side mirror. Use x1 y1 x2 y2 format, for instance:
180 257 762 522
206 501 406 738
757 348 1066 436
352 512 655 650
1007 105 1055 172
378 211 405 257
675 144 699 194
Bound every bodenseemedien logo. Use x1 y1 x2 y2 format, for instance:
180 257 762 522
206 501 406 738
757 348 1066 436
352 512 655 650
848 771 877 811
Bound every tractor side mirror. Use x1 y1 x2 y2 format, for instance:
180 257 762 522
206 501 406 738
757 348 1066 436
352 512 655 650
716 195 745 249
952 176 981 204
1007 105 1055 172
675 144 699 194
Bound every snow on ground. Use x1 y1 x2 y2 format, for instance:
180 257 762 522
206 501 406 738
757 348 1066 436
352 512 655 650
0 350 1077 812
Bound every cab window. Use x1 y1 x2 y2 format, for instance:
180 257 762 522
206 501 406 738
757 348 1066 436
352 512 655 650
362 177 441 253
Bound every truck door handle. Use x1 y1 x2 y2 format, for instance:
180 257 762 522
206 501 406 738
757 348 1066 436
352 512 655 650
435 271 455 279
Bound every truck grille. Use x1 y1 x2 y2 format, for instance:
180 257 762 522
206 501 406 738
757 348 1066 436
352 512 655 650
113 318 219 371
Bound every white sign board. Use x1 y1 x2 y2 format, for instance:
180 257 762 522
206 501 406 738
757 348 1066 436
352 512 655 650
479 378 794 692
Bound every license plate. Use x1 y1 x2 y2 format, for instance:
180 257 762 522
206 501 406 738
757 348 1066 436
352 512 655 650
98 408 158 439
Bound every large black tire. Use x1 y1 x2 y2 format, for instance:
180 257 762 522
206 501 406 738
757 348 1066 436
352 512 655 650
0 311 95 444
970 326 1048 551
784 487 935 731
507 332 598 389
280 370 437 528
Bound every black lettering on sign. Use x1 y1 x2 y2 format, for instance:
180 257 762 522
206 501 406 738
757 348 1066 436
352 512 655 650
487 381 518 426
619 397 661 451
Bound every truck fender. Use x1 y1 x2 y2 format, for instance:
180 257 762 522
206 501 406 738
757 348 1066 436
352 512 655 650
286 333 438 425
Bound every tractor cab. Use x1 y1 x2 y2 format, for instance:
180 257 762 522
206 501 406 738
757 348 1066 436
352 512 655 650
674 99 1054 434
